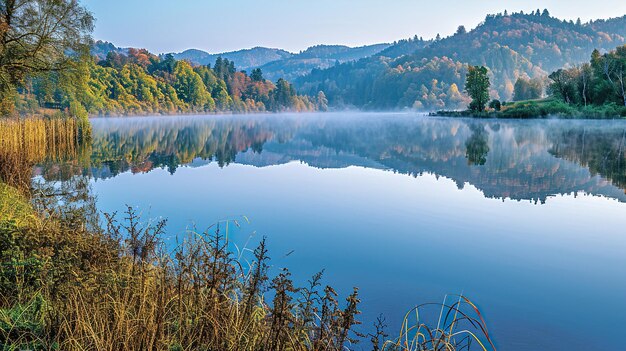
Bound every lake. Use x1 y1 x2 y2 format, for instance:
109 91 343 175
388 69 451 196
36 113 626 351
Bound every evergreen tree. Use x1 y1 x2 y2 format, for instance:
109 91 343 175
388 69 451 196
251 68 264 82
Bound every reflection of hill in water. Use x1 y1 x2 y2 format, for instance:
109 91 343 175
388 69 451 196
41 115 626 203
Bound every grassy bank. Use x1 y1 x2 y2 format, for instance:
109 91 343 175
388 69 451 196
433 99 626 119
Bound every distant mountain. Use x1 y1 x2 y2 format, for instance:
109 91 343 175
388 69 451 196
171 47 293 71
92 40 129 60
259 44 390 81
170 44 390 82
296 11 626 110
93 40 390 85
375 36 430 58
296 44 390 60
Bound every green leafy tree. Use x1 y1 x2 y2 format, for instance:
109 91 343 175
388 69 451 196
465 66 490 111
0 0 94 114
488 99 501 111
273 78 296 109
172 61 213 109
548 69 577 104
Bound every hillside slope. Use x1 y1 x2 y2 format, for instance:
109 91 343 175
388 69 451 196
296 11 626 110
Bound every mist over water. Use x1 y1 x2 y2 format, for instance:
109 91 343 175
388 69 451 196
38 113 626 351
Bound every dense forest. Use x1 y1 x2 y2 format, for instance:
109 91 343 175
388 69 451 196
1 12 323 119
297 11 626 110
19 51 325 117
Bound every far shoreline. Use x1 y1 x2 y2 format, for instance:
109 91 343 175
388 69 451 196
431 98 626 120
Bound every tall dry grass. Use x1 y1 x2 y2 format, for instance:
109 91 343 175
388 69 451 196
0 203 367 351
0 117 82 192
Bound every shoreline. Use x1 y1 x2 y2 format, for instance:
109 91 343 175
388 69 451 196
432 99 626 120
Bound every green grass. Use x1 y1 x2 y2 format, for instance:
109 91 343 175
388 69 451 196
434 99 626 119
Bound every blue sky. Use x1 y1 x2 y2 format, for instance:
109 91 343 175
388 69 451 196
84 0 626 54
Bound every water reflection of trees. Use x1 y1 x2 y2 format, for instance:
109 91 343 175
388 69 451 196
465 124 490 166
23 116 626 203
79 117 299 178
550 127 626 191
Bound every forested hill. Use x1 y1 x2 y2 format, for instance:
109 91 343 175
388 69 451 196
296 11 626 110
21 48 326 117
92 41 129 60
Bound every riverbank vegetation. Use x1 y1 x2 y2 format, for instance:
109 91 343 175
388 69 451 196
434 44 626 119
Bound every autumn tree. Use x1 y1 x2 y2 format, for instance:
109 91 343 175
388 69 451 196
465 66 490 111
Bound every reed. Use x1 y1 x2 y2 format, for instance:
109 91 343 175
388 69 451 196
381 295 496 351
0 117 85 192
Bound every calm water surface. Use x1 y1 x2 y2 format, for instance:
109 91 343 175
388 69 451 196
38 113 626 351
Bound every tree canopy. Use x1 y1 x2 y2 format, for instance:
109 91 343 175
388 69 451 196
0 0 94 113
465 66 490 111
548 45 626 107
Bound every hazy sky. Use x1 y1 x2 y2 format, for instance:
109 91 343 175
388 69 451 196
83 0 626 54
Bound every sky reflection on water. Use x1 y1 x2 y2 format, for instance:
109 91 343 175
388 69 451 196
41 113 626 351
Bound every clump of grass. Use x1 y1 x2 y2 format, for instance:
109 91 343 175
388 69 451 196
382 295 496 351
